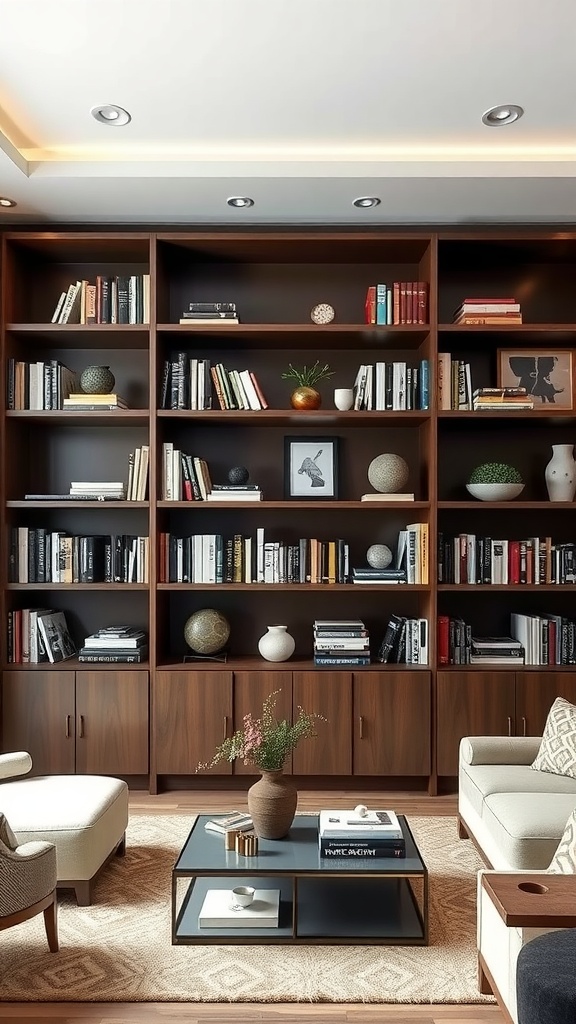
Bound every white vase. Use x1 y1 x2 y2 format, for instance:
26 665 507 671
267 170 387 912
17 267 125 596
334 388 353 411
545 444 576 502
258 625 295 662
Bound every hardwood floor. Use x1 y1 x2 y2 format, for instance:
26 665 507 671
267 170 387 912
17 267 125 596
0 789 505 1024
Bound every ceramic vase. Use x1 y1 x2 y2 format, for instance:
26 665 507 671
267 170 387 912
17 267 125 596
545 444 576 502
247 769 298 839
334 388 354 410
80 365 115 395
290 386 321 410
257 625 295 662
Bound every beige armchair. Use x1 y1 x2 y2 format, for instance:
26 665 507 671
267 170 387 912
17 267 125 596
0 812 58 951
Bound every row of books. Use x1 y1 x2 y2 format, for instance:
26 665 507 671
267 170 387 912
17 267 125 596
318 809 405 858
79 626 148 664
437 614 576 666
364 283 429 325
313 619 370 666
353 359 429 411
9 529 149 584
452 297 523 326
7 358 77 410
376 615 429 665
438 535 576 586
437 355 534 411
51 275 150 325
160 353 268 411
8 608 76 664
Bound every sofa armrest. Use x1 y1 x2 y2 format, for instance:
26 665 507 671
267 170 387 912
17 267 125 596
0 751 33 780
460 736 541 767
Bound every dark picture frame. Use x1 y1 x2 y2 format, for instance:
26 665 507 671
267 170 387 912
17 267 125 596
284 436 339 499
497 348 574 410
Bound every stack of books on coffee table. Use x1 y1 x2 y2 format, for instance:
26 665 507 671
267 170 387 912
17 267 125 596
318 809 406 858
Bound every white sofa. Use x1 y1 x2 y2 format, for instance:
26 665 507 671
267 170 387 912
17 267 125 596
458 736 576 1024
0 751 129 905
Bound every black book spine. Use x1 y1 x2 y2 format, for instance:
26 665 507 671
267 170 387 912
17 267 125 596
160 360 170 409
117 275 130 324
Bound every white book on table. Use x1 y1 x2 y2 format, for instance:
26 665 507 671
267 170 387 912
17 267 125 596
198 888 280 928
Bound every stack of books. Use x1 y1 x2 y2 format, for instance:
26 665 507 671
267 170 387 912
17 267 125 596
179 302 239 325
473 387 534 411
204 812 254 835
69 481 126 500
452 297 522 326
63 393 128 411
313 620 370 666
351 567 407 585
78 626 148 664
198 888 279 928
206 484 262 502
318 809 406 858
470 636 525 666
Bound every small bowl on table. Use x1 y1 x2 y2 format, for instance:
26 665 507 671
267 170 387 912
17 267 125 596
466 482 525 502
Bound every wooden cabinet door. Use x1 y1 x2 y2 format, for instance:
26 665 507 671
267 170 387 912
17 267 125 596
233 672 293 775
155 671 233 774
1 671 75 775
75 671 149 775
515 672 576 738
291 672 352 775
436 671 516 776
353 672 431 776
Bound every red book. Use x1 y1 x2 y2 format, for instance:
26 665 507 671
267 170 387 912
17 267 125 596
461 297 516 303
509 540 520 585
364 286 376 324
249 371 269 409
437 616 450 665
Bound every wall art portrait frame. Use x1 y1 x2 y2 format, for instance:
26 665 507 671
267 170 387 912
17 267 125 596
284 436 339 499
497 348 574 410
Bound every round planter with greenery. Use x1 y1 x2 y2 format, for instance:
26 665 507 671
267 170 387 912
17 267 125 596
466 462 525 502
281 361 334 410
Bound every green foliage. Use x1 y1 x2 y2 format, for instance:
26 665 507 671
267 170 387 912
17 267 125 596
468 462 523 484
281 361 334 387
196 690 327 773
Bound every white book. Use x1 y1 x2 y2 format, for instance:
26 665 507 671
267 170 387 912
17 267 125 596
198 888 280 928
319 809 403 839
239 369 262 411
204 812 253 834
256 527 265 583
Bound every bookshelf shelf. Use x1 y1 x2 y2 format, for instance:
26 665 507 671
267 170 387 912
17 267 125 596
4 225 576 791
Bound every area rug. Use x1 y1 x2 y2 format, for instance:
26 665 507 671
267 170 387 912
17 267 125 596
0 813 494 1004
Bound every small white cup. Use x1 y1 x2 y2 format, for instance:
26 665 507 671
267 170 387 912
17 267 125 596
231 885 255 909
334 388 354 411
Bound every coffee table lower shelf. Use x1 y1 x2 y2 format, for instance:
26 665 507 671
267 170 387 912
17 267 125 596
174 874 426 945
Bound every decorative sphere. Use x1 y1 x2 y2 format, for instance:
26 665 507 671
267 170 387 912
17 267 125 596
354 804 368 818
368 453 409 494
366 544 393 569
80 365 115 395
310 303 335 325
184 609 230 655
228 466 250 485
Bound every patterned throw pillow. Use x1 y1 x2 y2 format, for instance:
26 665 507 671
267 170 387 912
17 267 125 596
548 808 576 873
532 696 576 780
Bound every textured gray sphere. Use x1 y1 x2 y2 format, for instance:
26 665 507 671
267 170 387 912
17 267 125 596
80 365 115 395
366 544 393 569
228 466 250 485
184 609 230 654
367 453 409 494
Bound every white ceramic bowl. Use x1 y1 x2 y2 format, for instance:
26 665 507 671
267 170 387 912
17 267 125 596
466 482 525 502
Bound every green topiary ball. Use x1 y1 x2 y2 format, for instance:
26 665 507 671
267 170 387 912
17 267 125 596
468 462 523 485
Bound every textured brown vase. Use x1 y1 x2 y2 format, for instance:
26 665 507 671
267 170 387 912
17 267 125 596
247 770 298 839
290 386 321 410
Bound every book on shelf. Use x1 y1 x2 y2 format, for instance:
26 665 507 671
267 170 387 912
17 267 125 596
83 630 147 649
206 491 262 502
37 611 76 663
319 809 403 839
204 812 254 834
188 302 237 312
78 649 148 663
314 654 370 666
179 317 239 325
319 838 406 858
198 888 279 928
360 493 415 502
24 493 121 501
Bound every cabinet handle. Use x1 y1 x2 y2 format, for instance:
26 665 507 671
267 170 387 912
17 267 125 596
359 716 364 739
65 715 71 738
507 716 513 736
521 716 527 736
223 716 228 740
78 715 85 738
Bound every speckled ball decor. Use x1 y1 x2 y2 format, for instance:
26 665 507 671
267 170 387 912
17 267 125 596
228 466 250 485
80 365 115 395
310 303 335 325
366 544 393 569
184 609 230 655
368 453 409 494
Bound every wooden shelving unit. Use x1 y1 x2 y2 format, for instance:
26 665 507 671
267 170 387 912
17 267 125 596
2 227 576 792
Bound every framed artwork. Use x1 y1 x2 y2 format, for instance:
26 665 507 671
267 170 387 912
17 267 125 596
497 349 574 410
284 436 339 499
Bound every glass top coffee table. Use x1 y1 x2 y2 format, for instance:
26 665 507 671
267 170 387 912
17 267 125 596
172 813 428 945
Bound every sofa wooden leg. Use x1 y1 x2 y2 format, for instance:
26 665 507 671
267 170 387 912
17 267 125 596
43 894 59 952
478 956 494 995
115 832 126 857
458 816 469 839
74 880 92 907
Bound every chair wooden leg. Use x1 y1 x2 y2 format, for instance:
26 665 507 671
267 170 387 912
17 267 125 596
74 880 92 907
43 894 58 952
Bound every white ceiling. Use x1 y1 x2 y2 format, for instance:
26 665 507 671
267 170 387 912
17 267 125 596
0 0 575 226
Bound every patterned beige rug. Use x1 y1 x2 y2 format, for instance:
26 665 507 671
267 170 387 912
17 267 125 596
0 814 493 1004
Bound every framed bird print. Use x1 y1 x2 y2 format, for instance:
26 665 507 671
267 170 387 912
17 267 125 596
284 436 339 499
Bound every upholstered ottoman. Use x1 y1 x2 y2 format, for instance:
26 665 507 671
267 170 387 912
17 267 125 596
517 929 576 1024
0 771 128 906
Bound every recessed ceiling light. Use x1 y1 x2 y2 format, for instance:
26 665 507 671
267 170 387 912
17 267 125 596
482 104 524 127
353 197 381 208
0 197 16 207
91 104 131 126
227 196 254 208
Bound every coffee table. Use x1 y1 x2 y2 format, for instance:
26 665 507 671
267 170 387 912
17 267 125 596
171 813 428 945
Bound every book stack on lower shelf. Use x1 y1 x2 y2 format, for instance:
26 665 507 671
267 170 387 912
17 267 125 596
313 620 370 666
78 626 148 663
198 888 279 928
318 809 406 858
